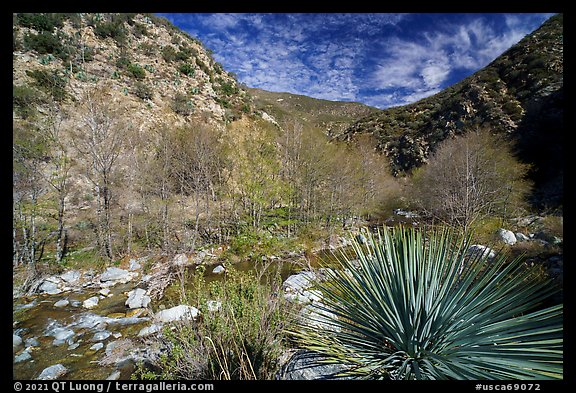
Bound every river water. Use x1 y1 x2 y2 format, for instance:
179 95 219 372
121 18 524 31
12 249 346 380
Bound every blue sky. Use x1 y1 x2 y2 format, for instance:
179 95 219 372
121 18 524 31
158 13 556 109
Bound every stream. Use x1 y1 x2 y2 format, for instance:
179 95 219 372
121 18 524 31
12 248 347 380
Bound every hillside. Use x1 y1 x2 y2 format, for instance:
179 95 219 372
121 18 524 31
248 87 379 136
12 13 252 129
340 13 563 209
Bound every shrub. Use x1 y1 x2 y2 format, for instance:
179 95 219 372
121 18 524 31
133 81 153 100
138 268 294 379
177 63 195 77
126 63 146 80
93 20 126 44
291 226 563 380
13 84 42 119
171 92 193 115
26 69 67 101
411 127 531 233
23 31 63 55
16 13 65 32
161 46 178 63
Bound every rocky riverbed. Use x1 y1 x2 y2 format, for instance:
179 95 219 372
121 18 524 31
12 252 318 380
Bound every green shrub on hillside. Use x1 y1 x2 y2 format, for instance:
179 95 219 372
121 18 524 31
23 31 64 55
26 68 67 101
127 63 146 80
178 63 195 77
16 13 65 32
13 84 42 119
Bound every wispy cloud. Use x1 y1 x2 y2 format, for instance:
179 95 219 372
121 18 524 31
159 13 555 108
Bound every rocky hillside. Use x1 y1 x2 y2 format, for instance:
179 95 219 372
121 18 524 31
12 13 252 129
341 14 563 209
248 87 378 136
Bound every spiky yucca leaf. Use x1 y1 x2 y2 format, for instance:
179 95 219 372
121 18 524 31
291 226 563 380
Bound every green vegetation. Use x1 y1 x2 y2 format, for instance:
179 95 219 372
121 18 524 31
13 84 42 119
26 68 67 101
16 13 65 32
292 226 563 379
177 63 195 77
170 92 193 115
133 81 153 100
135 268 295 379
23 31 64 56
126 63 146 80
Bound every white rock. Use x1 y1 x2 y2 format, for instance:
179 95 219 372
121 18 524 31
172 253 189 266
54 299 70 308
99 288 111 297
138 324 163 337
39 280 61 295
14 350 32 363
283 271 317 293
83 296 100 309
90 343 104 351
125 288 151 309
515 232 530 242
100 267 133 283
155 305 199 323
60 270 81 284
106 370 122 380
37 364 68 380
468 245 496 260
212 265 225 274
92 330 112 341
206 300 222 312
13 334 22 349
129 259 142 271
497 228 517 245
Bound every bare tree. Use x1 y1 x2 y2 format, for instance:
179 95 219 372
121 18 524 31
41 102 71 262
71 86 127 260
412 127 531 233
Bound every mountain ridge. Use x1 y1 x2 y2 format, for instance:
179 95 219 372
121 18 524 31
339 13 563 209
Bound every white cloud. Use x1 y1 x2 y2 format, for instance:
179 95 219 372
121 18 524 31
159 13 554 108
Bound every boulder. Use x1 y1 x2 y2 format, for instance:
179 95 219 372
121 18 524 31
25 337 40 347
277 350 350 380
285 289 323 304
283 271 317 293
515 232 530 242
129 258 143 271
83 296 100 309
50 327 75 346
99 288 111 297
92 330 112 341
37 364 68 380
106 371 122 380
13 334 22 350
172 253 189 267
212 265 225 274
468 245 496 260
497 229 517 245
14 350 32 363
100 267 134 284
125 288 151 309
138 324 163 337
60 270 81 284
54 299 70 308
155 305 199 323
90 343 104 351
39 280 61 295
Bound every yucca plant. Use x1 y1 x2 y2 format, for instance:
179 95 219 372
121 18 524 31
291 226 563 380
